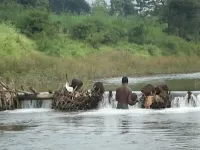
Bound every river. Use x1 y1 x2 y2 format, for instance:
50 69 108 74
1 73 200 150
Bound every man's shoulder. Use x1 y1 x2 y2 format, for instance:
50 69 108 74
127 86 132 92
116 87 121 91
116 86 132 92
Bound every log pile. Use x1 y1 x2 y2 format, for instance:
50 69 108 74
0 79 20 111
140 83 171 109
0 73 105 112
52 79 105 111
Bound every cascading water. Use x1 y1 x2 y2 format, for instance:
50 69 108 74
171 94 200 108
99 91 200 109
19 91 200 109
20 92 52 109
21 100 52 109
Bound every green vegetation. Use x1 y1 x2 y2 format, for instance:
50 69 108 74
0 0 200 90
0 23 36 57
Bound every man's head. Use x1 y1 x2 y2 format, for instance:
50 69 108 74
122 76 128 84
187 91 192 99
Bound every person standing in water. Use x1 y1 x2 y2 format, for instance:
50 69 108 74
115 77 132 109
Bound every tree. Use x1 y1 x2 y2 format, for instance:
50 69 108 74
17 9 56 38
16 0 49 9
49 0 91 14
161 0 200 41
92 0 107 8
151 0 168 16
135 0 168 16
128 24 147 44
110 0 136 16
91 0 108 14
0 0 23 24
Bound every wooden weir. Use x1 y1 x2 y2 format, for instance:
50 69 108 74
0 75 105 111
0 74 199 111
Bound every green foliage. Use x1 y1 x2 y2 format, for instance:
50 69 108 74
160 0 200 41
70 18 126 47
0 23 36 57
0 1 23 24
49 0 91 14
1 0 200 84
128 24 147 44
35 34 96 57
110 0 136 16
16 0 49 9
17 9 49 37
0 0 200 58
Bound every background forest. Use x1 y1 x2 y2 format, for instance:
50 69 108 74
1 0 200 56
1 0 200 90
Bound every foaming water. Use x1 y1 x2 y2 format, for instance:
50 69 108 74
70 91 200 117
4 108 52 114
77 105 200 117
100 91 200 108
21 100 52 109
15 91 200 117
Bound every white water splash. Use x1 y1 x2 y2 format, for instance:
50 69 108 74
21 100 39 108
6 90 200 116
100 92 200 109
41 100 52 108
171 94 200 108
4 108 52 114
77 107 200 117
21 100 52 109
80 92 200 116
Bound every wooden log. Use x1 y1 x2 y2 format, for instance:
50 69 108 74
29 87 39 95
17 93 54 101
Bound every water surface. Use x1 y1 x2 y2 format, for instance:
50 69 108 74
99 72 200 91
1 107 200 150
2 73 200 150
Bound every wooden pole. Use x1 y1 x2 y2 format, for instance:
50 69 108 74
17 93 54 101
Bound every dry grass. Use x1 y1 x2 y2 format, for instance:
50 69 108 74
1 50 200 91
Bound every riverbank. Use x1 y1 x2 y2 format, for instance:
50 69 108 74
2 50 200 91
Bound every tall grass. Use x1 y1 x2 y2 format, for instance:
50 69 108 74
1 51 200 91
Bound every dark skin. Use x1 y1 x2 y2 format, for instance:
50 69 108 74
116 84 132 105
70 78 83 91
187 91 192 104
93 82 105 94
108 90 113 104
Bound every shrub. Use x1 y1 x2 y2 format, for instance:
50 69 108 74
17 9 57 38
0 23 36 57
70 18 125 47
128 24 147 44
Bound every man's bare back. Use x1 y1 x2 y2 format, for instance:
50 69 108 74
115 77 132 109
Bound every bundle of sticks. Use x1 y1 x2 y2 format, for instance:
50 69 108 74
52 82 104 111
140 83 171 109
0 78 20 111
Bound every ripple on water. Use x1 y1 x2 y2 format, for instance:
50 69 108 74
1 107 200 149
73 106 200 117
0 124 38 132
